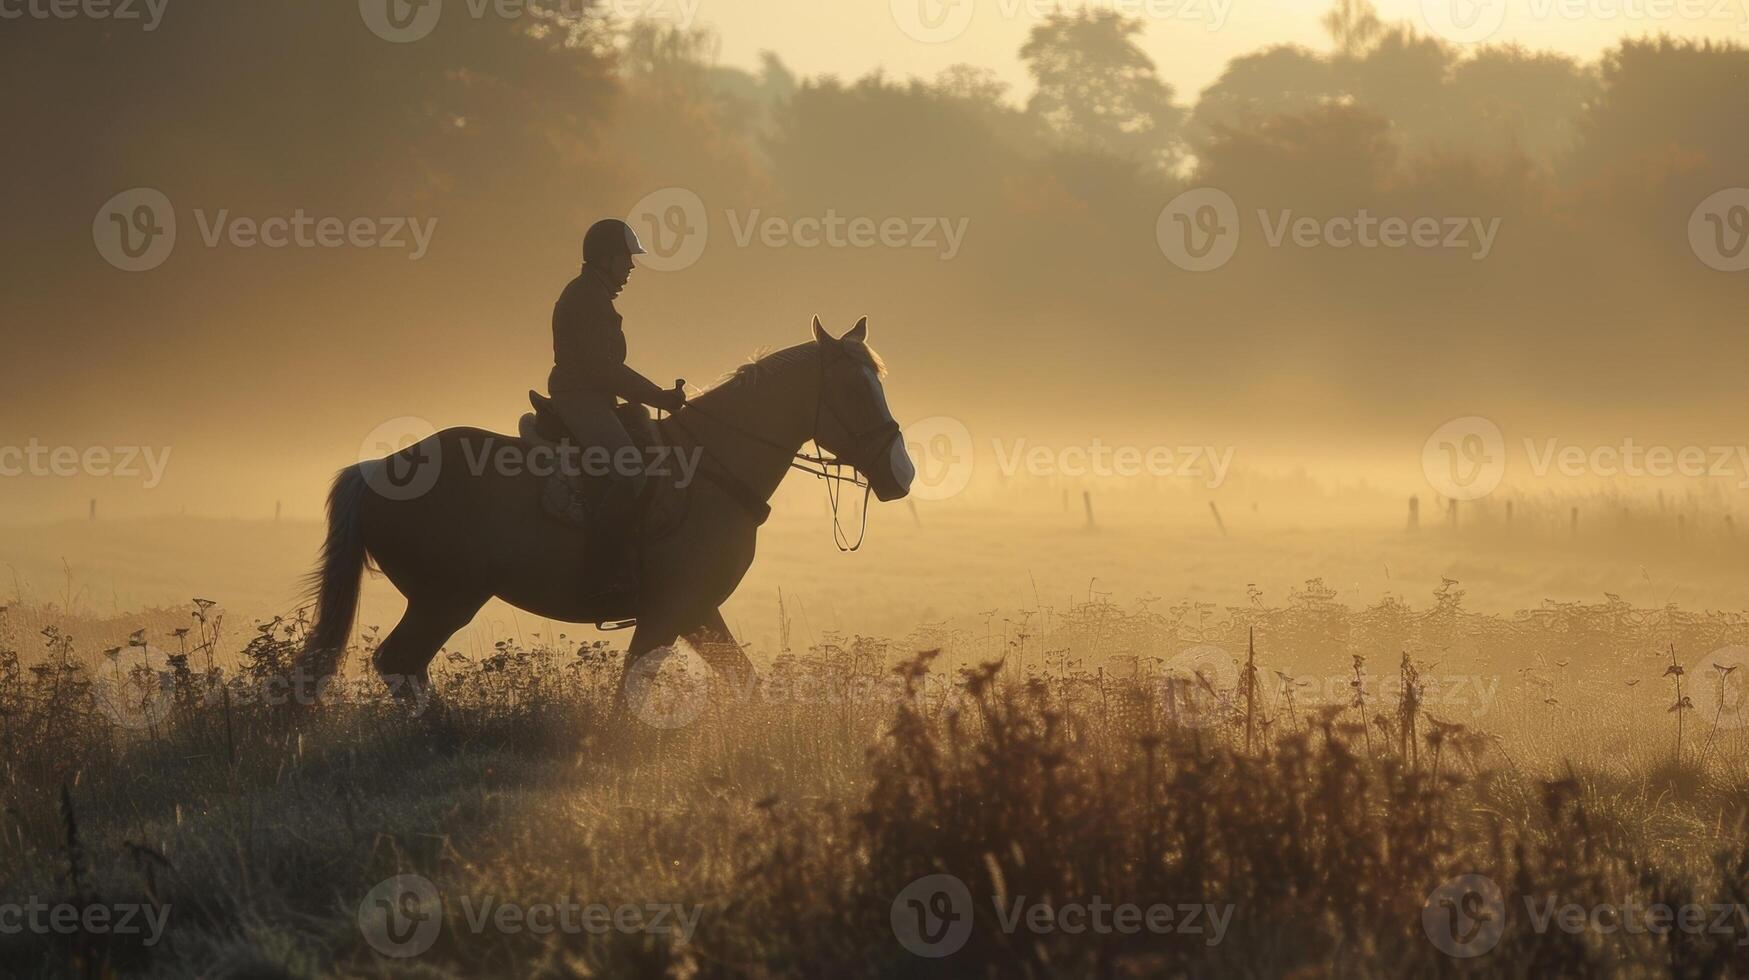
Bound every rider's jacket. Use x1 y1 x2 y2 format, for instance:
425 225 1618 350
549 266 664 408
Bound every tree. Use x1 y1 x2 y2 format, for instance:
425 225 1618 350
1322 0 1384 59
1020 10 1184 167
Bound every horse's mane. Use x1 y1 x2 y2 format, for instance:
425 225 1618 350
706 339 886 392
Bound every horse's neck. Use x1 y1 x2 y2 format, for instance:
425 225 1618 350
684 360 819 500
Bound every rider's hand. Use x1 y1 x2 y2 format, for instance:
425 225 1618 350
654 385 687 413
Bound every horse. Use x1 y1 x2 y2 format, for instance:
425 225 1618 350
294 317 914 707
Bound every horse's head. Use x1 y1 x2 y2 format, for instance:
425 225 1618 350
811 316 914 502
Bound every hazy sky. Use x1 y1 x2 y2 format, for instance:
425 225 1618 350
699 0 1749 96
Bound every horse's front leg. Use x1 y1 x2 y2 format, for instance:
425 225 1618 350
617 615 687 728
684 608 756 691
618 604 750 728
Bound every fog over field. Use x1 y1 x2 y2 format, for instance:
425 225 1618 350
4 1 1749 976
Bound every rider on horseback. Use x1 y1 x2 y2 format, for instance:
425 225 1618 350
548 218 685 597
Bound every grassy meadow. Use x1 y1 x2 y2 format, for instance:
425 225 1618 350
3 488 1749 977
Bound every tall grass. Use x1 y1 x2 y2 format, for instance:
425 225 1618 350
1 589 1746 977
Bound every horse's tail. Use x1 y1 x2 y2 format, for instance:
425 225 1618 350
299 465 370 681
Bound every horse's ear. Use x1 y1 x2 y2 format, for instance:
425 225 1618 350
844 317 868 343
812 316 833 345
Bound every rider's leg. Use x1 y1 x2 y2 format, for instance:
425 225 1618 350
550 396 646 595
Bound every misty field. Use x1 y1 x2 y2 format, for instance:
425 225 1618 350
3 546 1748 977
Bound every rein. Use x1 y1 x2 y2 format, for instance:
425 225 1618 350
661 351 897 552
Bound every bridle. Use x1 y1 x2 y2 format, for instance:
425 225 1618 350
664 348 901 552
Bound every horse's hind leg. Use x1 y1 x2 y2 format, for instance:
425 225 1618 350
373 595 486 711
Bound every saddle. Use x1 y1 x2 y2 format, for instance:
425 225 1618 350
519 392 659 527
